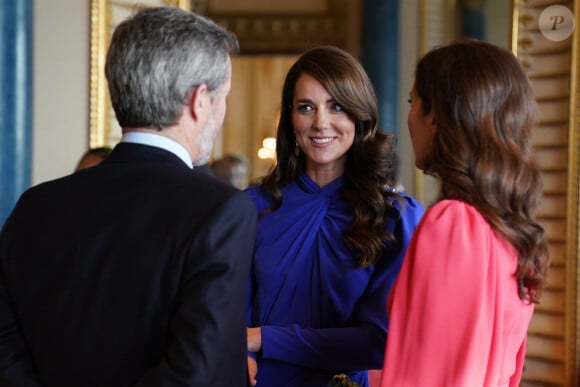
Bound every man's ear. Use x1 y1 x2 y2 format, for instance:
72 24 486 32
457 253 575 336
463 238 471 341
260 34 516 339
189 83 209 121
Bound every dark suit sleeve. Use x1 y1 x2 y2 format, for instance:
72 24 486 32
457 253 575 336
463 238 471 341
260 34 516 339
137 191 256 386
0 212 43 387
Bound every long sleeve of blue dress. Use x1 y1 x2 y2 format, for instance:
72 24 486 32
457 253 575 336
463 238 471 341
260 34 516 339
245 173 424 387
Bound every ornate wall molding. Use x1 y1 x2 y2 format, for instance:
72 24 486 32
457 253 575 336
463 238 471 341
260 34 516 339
207 14 346 53
203 0 353 54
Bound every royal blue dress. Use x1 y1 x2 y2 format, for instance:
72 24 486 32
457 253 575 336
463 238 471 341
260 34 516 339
244 173 424 387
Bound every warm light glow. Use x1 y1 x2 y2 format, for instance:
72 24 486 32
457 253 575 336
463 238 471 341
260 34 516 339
262 137 276 149
258 136 276 159
258 148 274 159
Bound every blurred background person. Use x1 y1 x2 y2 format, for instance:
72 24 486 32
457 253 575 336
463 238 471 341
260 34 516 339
210 153 250 190
74 146 112 171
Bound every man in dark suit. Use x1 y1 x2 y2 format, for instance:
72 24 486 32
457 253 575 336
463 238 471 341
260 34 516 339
0 7 256 387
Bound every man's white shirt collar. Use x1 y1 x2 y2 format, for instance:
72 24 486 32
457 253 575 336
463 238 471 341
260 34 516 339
121 132 193 169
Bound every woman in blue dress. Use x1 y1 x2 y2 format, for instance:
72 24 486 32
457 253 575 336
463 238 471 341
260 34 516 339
244 46 424 387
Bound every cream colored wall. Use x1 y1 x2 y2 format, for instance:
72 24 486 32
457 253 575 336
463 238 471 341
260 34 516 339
397 0 420 196
219 56 298 183
33 0 89 184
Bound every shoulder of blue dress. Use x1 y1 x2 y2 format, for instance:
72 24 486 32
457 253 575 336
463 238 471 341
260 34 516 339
244 183 285 214
243 184 262 207
389 190 425 220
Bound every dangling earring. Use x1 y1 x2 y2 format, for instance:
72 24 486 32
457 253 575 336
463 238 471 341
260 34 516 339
294 142 300 158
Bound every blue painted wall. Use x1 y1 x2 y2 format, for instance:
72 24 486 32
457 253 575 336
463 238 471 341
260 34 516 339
360 0 399 135
0 0 33 227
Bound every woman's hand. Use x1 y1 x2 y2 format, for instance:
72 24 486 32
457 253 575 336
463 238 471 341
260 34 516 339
247 356 258 386
247 327 262 352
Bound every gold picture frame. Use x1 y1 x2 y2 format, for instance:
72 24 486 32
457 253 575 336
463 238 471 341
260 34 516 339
89 0 191 148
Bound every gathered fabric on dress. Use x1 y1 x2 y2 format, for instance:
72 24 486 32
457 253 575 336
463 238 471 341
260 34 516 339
245 172 424 387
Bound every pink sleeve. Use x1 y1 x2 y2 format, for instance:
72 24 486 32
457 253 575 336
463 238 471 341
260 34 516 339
381 200 500 386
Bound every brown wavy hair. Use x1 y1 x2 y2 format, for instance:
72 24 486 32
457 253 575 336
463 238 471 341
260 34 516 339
260 46 401 267
414 40 550 302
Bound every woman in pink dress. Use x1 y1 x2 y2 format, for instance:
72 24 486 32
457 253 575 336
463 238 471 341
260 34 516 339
381 40 551 386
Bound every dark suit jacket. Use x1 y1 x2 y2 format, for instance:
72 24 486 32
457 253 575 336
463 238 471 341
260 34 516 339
0 143 256 387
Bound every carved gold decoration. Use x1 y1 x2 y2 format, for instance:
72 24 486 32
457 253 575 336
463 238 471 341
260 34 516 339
570 0 579 383
203 0 353 54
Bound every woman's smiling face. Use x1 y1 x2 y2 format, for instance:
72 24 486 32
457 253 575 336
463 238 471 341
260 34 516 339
291 73 355 181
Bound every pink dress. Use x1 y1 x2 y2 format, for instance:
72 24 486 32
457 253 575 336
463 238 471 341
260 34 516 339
381 199 534 387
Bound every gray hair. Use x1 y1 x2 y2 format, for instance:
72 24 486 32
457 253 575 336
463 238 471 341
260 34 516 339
105 7 239 130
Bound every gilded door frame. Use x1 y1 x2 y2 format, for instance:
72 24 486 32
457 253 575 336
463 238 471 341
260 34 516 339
568 0 579 381
89 0 190 148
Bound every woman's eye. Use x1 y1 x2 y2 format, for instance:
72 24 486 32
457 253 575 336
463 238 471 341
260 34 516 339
331 103 344 112
407 98 412 104
297 104 312 113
